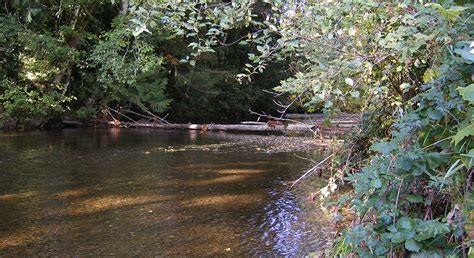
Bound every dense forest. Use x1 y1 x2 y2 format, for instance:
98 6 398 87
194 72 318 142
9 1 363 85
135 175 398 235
1 0 473 256
0 0 291 128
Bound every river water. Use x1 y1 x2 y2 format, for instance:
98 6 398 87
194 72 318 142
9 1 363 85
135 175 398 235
0 129 333 256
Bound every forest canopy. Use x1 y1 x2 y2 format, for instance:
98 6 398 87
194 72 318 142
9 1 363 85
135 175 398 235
1 0 473 256
0 0 289 127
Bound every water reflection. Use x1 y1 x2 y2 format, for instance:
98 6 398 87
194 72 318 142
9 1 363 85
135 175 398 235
241 177 332 256
0 129 332 256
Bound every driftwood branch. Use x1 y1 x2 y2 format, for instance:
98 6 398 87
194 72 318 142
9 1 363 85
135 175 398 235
108 107 137 123
291 153 336 187
249 109 321 136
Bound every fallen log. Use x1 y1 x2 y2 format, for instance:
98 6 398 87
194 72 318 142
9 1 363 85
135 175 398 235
126 122 313 131
240 121 267 125
62 119 84 126
92 117 358 139
104 121 356 135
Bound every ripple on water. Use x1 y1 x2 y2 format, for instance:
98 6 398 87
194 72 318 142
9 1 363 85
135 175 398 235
241 178 332 256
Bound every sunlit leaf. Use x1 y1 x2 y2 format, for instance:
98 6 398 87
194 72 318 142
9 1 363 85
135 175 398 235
454 41 474 63
457 84 474 103
453 124 474 145
350 90 360 98
344 78 354 86
406 195 423 203
405 239 421 252
422 68 439 83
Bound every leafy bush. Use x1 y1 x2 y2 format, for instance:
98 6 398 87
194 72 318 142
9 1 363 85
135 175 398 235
246 2 473 256
0 79 73 124
136 1 472 256
0 15 74 125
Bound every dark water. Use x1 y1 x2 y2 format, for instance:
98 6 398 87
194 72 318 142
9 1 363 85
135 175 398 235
0 129 332 256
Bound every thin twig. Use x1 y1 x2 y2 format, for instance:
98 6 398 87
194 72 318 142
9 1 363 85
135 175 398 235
249 109 308 125
393 178 404 226
422 136 453 150
108 107 137 123
141 108 171 124
293 153 318 164
124 108 155 122
291 153 336 187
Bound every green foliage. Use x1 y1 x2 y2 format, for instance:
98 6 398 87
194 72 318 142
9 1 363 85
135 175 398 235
160 0 472 256
0 17 22 81
0 79 72 124
89 17 169 113
0 13 75 125
321 2 472 256
0 1 283 125
266 2 473 256
127 1 288 122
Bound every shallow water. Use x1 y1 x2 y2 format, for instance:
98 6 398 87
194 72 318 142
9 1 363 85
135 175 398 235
0 128 332 256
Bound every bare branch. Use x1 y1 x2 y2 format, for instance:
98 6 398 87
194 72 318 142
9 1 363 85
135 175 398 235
291 153 336 187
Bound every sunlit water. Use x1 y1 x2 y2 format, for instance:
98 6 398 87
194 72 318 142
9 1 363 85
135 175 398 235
0 129 333 256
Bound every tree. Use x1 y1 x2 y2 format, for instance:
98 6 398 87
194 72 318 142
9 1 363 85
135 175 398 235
0 0 285 126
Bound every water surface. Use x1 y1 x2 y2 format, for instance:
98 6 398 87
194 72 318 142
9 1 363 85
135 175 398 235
0 129 332 256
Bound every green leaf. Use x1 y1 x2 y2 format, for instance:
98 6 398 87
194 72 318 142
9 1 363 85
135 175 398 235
375 245 388 255
324 101 333 108
26 10 32 23
426 4 467 21
454 41 474 63
444 159 462 180
372 141 397 155
427 109 443 120
460 149 474 168
406 195 423 203
445 6 468 18
402 229 416 240
397 158 412 171
405 239 421 252
415 220 450 241
390 232 405 243
397 217 415 230
371 178 382 189
457 84 474 103
422 68 438 83
350 90 360 98
453 124 474 145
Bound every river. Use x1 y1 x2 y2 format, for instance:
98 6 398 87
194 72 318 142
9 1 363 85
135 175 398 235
0 128 333 256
